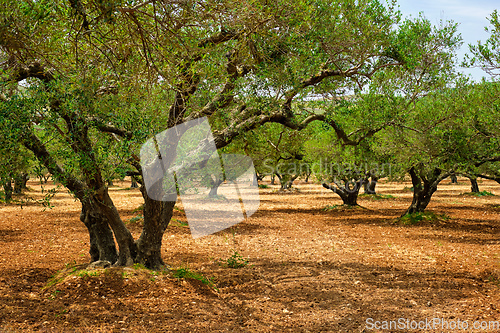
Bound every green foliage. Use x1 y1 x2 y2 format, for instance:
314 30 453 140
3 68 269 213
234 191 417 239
76 270 101 278
258 184 269 189
221 251 249 269
132 205 144 213
0 0 473 269
359 193 395 200
398 212 449 225
128 215 143 224
463 191 495 197
465 10 500 77
132 263 147 270
172 266 216 289
170 218 188 227
322 204 357 210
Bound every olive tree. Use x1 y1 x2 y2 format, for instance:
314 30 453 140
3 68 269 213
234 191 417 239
0 0 461 268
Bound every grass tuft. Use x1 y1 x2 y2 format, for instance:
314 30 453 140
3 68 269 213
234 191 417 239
463 191 495 197
217 251 249 269
398 211 449 225
359 193 395 200
172 265 217 290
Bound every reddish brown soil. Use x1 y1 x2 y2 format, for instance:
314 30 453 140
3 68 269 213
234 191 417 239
0 178 499 332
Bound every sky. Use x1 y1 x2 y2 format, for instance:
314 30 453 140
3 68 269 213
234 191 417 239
396 0 499 81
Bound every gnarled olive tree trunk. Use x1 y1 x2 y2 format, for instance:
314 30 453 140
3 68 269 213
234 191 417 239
95 189 138 266
80 200 118 263
14 173 29 194
403 166 452 216
275 172 299 190
465 175 480 193
363 172 378 195
322 178 363 206
135 185 176 269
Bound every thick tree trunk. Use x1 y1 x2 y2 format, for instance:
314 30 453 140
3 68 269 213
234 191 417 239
14 175 22 194
14 173 29 194
80 200 118 263
403 166 451 216
208 176 224 197
136 185 175 269
96 189 138 266
283 174 299 190
275 173 283 188
322 179 363 206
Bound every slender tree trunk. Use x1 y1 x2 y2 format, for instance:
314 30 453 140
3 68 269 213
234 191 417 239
469 177 480 193
305 169 311 183
131 178 138 188
3 178 12 202
136 185 175 269
80 200 118 263
450 174 458 184
275 172 283 189
22 173 29 189
363 174 378 194
13 174 23 194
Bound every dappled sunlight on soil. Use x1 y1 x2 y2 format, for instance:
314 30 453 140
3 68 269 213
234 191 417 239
0 178 499 332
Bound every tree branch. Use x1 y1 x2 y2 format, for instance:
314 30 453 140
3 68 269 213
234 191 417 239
8 62 54 83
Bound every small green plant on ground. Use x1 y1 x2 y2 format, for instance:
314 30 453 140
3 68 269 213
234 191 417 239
43 274 65 291
402 186 414 192
398 212 449 225
359 193 395 200
77 270 101 278
49 290 61 300
132 204 144 213
463 191 495 197
174 206 184 213
170 218 188 227
258 184 269 189
128 215 143 223
172 266 216 289
322 204 357 211
132 263 147 270
223 251 249 268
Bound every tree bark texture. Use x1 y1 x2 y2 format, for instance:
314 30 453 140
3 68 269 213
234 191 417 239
403 166 451 216
322 179 363 206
